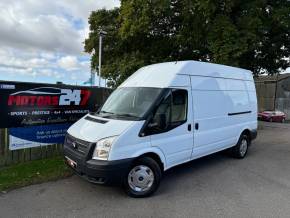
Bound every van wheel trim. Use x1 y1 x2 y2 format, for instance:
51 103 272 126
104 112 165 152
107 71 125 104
239 138 248 157
128 165 154 192
230 134 249 159
124 157 162 197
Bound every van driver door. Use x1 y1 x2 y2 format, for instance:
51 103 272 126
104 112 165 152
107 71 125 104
146 88 193 168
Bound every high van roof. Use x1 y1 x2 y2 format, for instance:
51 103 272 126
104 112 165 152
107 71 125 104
120 61 253 88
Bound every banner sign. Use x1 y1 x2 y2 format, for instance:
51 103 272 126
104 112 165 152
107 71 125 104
0 81 110 128
9 124 71 150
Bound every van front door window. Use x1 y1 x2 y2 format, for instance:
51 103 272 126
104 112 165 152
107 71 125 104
149 89 188 134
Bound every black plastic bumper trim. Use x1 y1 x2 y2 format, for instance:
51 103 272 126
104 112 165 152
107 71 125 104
250 129 258 141
64 149 133 185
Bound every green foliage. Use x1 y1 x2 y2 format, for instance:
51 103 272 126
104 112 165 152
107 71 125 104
85 0 290 87
0 156 72 192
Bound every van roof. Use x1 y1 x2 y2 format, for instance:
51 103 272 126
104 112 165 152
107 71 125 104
120 61 253 88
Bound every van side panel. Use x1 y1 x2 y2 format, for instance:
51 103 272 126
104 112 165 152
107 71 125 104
191 87 235 158
246 81 258 131
190 75 256 159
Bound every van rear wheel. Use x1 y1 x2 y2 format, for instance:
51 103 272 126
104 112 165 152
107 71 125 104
231 134 249 159
123 157 162 198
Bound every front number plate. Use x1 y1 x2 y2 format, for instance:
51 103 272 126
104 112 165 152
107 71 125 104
65 156 77 168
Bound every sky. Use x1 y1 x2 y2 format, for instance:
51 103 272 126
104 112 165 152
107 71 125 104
0 1 289 86
0 0 120 86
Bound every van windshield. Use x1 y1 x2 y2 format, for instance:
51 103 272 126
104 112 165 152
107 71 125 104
97 87 163 120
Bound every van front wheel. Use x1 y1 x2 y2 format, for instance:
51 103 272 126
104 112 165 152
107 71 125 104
123 157 161 198
231 134 249 159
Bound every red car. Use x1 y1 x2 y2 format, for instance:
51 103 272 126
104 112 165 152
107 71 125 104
258 111 286 122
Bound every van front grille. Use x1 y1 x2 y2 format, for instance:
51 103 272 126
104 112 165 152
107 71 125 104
64 134 92 156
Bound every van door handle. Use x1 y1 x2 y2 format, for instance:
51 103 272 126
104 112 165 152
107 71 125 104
195 123 199 130
188 124 191 131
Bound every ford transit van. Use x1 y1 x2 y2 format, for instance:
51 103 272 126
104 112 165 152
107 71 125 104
64 61 257 197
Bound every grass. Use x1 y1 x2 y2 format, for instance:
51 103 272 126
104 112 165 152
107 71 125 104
0 156 73 192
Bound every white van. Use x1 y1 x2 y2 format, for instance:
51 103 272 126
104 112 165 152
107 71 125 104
64 61 257 197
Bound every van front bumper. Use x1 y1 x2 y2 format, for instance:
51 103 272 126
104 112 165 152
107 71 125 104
64 148 133 185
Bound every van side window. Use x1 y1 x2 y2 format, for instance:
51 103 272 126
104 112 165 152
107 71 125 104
147 89 187 134
171 89 187 124
152 92 171 129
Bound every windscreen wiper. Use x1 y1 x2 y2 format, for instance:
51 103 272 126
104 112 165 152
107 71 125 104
99 110 115 115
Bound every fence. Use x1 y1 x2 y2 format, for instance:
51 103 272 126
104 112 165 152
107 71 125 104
255 73 290 120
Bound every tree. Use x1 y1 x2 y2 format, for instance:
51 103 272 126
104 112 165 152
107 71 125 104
85 0 290 87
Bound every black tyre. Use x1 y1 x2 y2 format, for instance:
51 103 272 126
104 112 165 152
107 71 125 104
123 157 162 198
231 134 250 159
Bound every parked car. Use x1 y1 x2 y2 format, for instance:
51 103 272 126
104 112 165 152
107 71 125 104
258 111 286 122
63 61 257 197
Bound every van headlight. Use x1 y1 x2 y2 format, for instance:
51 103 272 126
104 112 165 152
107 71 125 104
92 136 117 160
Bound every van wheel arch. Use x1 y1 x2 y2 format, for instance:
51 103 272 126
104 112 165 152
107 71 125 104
137 153 164 172
241 129 251 143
